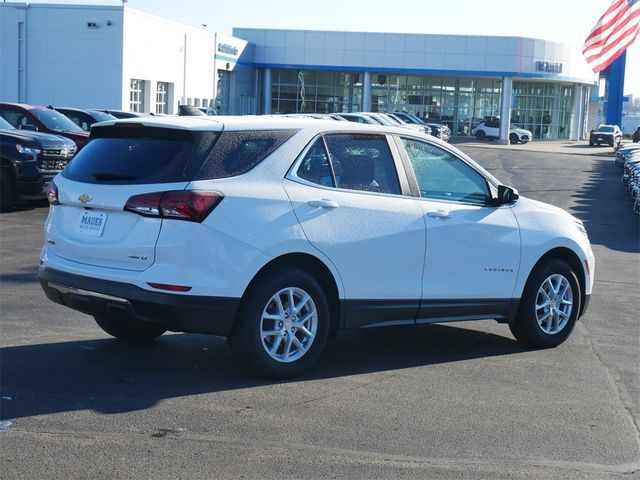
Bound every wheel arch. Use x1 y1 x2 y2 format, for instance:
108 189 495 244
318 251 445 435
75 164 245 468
529 247 587 318
239 252 343 337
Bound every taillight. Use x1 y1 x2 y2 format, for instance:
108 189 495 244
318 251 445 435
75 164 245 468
47 180 60 205
124 191 223 222
147 282 192 292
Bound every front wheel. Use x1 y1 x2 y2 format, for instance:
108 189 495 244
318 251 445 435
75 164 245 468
475 130 486 141
509 258 581 348
509 133 519 144
230 268 330 378
94 316 166 342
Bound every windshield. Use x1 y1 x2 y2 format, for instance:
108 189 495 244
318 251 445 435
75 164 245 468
88 110 117 122
369 115 395 126
510 123 523 129
380 114 402 125
596 126 614 133
31 109 83 132
0 116 15 129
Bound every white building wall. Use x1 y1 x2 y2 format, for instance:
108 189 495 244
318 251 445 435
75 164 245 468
0 3 124 108
235 28 596 85
122 8 216 114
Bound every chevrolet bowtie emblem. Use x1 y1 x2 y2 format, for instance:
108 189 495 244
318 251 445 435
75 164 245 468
78 194 92 204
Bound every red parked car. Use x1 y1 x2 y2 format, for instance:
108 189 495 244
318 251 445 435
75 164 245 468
0 103 90 150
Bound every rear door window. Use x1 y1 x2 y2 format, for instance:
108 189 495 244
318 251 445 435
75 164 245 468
296 133 401 195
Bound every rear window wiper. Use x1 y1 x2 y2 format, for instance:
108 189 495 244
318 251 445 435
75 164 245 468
91 171 137 181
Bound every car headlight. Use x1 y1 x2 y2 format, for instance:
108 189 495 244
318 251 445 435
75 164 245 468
16 144 41 155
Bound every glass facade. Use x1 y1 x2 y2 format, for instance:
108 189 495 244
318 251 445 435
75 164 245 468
267 69 576 140
370 74 502 136
270 70 362 114
511 82 574 140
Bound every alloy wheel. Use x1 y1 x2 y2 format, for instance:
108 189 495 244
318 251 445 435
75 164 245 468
259 287 318 363
535 274 573 335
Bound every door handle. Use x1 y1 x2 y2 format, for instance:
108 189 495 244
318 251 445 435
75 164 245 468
308 199 339 209
427 210 451 219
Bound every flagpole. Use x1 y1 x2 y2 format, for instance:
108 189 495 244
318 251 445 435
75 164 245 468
603 50 626 127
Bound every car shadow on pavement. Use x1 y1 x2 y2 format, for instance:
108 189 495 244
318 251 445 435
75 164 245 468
0 324 527 420
571 157 640 253
0 265 39 284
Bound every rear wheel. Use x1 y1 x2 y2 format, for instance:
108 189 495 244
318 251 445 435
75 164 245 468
0 169 15 213
476 130 486 141
94 316 166 342
230 267 329 378
509 258 580 348
509 133 519 144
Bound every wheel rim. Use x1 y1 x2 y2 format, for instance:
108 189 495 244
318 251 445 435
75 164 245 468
260 287 318 363
535 274 573 335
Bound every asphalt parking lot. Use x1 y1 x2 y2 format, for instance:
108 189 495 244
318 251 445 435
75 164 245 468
1 143 638 479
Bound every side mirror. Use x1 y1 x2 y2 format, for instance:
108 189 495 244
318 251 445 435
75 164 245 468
21 124 38 131
494 185 519 205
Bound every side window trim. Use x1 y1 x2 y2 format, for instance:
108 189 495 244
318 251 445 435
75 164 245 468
320 135 337 188
391 134 420 198
385 134 414 197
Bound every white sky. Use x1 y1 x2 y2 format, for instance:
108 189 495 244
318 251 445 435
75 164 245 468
6 0 640 97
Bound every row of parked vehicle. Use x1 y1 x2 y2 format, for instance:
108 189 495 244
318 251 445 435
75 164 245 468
280 111 452 142
0 104 453 211
615 142 640 214
0 102 158 211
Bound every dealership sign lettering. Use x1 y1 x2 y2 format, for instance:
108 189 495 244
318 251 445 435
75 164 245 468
536 61 563 74
218 43 239 56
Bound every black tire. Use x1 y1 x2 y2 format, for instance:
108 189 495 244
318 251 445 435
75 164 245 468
229 267 330 379
509 133 519 144
475 130 486 141
94 316 166 342
0 169 15 213
589 141 594 146
509 258 581 349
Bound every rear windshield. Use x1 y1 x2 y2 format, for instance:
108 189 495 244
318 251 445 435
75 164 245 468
596 126 614 133
62 126 218 184
31 109 84 132
87 110 117 123
62 126 295 184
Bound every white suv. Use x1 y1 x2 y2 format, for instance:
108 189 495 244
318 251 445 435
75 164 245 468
473 120 533 144
40 116 594 378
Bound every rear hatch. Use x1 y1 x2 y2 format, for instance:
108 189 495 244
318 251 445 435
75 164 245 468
48 123 220 271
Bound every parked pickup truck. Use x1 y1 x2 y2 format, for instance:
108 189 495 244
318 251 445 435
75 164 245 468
0 115 76 212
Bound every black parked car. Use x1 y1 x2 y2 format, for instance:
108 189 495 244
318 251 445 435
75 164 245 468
0 115 76 212
52 107 117 131
589 124 622 147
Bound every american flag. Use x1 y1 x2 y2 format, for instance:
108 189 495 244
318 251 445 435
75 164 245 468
583 0 640 73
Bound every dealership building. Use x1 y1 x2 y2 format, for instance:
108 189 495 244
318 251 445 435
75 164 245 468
1 3 597 141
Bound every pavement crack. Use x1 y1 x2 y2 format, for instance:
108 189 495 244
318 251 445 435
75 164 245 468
289 373 400 407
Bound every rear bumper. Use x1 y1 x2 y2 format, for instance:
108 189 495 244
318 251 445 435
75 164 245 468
39 267 240 336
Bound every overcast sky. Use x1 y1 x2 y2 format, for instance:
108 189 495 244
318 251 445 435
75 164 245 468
6 0 640 98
